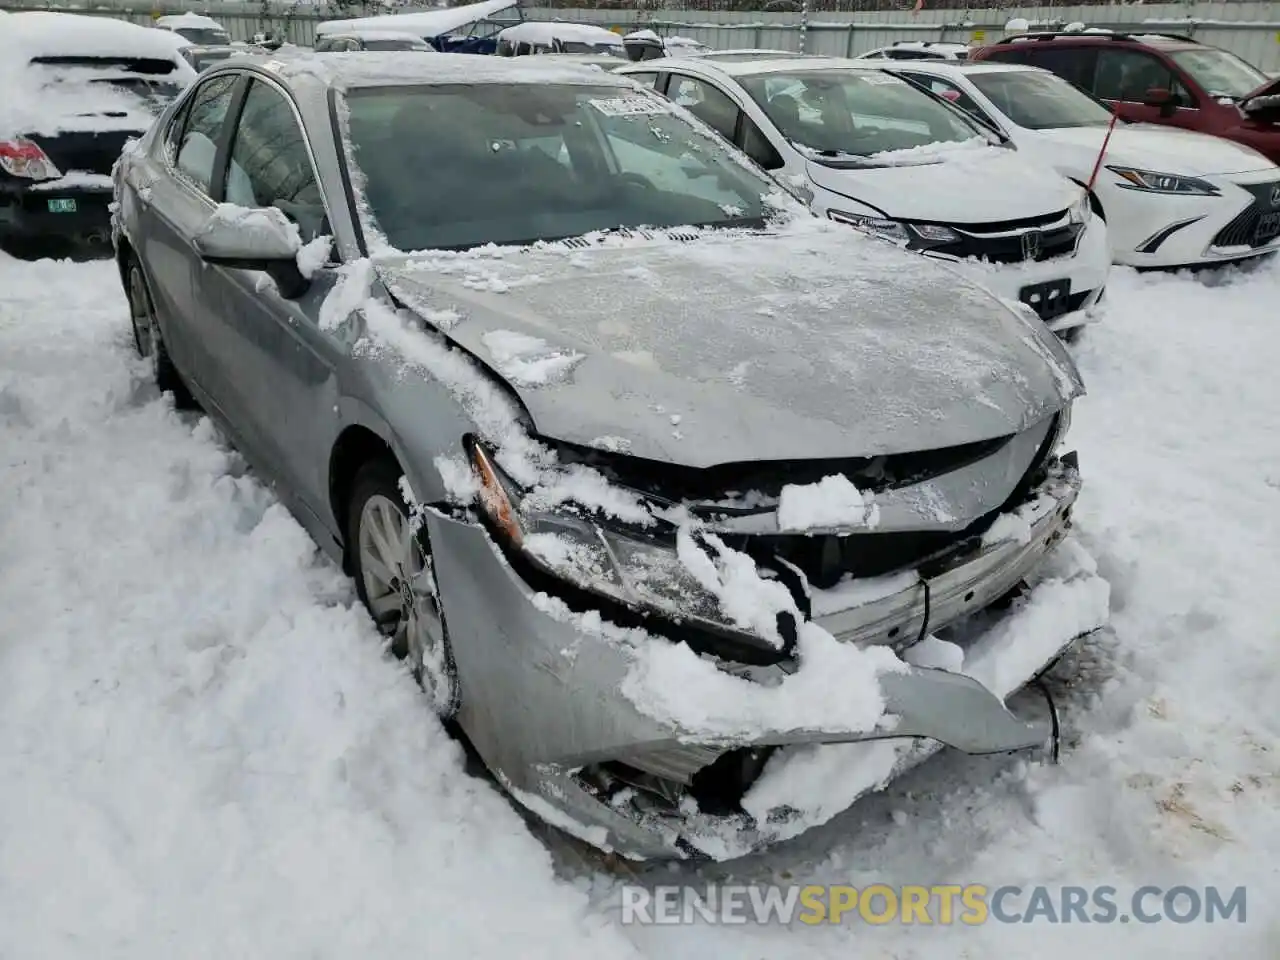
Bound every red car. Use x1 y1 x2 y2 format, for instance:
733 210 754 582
971 31 1280 164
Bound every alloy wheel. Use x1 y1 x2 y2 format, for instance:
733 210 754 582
357 493 452 711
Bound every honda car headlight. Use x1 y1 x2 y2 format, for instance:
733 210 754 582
828 210 960 247
1106 166 1221 197
468 441 784 654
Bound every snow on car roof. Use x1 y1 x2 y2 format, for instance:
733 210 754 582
269 49 635 89
497 21 623 47
879 61 1041 75
0 11 193 61
155 13 225 30
708 56 884 76
316 0 520 39
320 29 434 44
889 40 968 51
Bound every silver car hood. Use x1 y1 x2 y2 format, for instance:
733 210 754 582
379 227 1083 468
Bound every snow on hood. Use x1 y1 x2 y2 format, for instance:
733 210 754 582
377 221 1083 468
805 139 1080 223
316 0 518 39
1036 124 1276 177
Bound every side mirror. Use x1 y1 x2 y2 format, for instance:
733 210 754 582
1143 86 1178 117
194 205 311 299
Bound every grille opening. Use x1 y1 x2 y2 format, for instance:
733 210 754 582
927 223 1082 264
547 433 1014 505
1212 182 1280 249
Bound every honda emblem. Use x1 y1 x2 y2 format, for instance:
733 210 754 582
1271 184 1280 208
1020 230 1042 261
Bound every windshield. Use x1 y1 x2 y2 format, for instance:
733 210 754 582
341 83 778 252
739 69 985 159
1169 48 1268 99
175 27 231 45
969 69 1114 129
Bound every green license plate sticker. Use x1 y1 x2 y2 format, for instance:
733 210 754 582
47 198 77 213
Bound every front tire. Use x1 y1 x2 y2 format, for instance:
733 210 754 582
347 459 459 717
125 256 195 408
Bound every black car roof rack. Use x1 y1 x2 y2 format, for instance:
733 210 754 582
1004 31 1199 44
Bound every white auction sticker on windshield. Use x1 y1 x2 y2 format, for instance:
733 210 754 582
588 96 673 117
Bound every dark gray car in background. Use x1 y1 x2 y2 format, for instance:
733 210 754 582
112 52 1098 860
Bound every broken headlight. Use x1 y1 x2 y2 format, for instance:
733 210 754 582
467 441 785 655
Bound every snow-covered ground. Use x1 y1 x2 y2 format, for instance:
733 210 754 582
1 250 1277 957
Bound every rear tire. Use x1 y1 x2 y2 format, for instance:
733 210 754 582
125 255 195 408
347 458 459 717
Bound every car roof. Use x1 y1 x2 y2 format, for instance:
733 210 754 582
239 49 631 92
155 13 225 30
667 55 882 77
695 49 815 61
987 30 1202 50
0 11 193 61
878 60 1039 76
315 0 518 39
322 28 433 42
881 40 968 51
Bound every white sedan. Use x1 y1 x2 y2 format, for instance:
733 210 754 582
877 60 1280 268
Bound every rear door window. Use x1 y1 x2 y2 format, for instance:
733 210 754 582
173 74 237 195
993 44 1097 91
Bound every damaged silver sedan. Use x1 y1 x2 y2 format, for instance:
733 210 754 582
112 52 1106 860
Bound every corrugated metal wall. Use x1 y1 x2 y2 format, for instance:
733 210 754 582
528 3 1280 69
2 1 1278 70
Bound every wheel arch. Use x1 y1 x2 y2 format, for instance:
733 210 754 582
329 424 400 569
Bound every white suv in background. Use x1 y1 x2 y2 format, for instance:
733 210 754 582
876 60 1280 268
618 55 1111 338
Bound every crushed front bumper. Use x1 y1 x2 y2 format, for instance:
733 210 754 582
425 455 1099 861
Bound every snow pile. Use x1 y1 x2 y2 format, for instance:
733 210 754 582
0 253 643 960
316 0 519 39
777 473 879 531
318 257 374 330
606 261 1280 959
480 329 585 387
295 234 331 279
619 623 906 740
864 135 999 165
